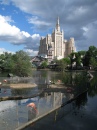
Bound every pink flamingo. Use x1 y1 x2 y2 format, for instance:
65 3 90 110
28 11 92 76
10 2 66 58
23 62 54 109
27 103 38 113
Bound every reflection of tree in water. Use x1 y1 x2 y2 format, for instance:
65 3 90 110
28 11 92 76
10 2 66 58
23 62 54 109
74 73 88 96
60 72 73 85
71 72 97 109
88 72 97 97
41 70 48 78
60 71 88 86
74 91 88 109
60 71 88 95
11 88 33 96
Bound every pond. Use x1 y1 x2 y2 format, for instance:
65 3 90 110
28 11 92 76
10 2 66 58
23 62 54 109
0 70 97 130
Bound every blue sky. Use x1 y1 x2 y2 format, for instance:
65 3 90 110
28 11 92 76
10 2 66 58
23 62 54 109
0 0 97 56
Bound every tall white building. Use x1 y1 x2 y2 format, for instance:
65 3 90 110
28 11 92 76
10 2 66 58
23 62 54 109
38 17 76 62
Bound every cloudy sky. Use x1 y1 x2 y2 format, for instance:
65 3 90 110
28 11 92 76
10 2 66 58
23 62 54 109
0 0 97 56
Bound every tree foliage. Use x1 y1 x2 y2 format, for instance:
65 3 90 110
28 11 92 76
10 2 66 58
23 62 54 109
83 46 97 67
56 46 97 70
56 57 70 71
0 50 32 76
41 61 48 68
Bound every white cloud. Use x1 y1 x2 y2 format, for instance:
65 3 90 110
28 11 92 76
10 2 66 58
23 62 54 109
67 6 88 21
0 15 40 51
0 15 20 37
82 27 88 32
0 47 38 56
1 0 97 52
25 49 38 56
83 21 97 44
76 21 97 51
0 15 14 23
22 31 30 38
28 16 51 26
0 48 14 54
31 34 40 39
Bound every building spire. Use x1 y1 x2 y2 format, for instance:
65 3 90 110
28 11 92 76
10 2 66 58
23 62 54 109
56 16 60 32
57 16 59 25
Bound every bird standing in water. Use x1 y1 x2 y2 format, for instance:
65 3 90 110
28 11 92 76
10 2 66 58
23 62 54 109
27 103 38 113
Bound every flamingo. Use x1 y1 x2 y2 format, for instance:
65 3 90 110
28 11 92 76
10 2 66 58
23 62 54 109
27 103 38 113
3 79 7 82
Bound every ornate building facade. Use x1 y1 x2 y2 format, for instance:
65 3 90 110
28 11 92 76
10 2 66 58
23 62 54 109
38 17 76 62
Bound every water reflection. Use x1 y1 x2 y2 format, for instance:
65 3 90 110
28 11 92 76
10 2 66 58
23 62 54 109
0 70 97 130
73 91 88 109
27 103 38 119
0 90 89 129
11 87 39 96
88 72 97 97
24 91 97 130
0 91 68 130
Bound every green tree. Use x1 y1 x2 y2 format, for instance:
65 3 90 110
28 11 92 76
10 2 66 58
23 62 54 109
83 46 97 67
63 57 70 65
90 57 97 67
0 54 5 70
74 52 82 69
41 61 48 68
56 57 70 71
0 53 14 72
56 59 65 71
68 52 75 69
13 50 32 76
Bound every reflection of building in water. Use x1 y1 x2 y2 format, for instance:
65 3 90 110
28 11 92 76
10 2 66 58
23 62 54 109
22 91 74 122
41 92 63 108
52 92 63 107
28 107 37 121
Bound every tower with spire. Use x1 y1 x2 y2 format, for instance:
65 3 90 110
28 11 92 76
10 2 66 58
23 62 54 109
56 17 60 32
38 17 76 62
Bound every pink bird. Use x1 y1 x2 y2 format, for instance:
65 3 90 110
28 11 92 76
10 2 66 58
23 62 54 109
3 79 7 82
27 103 38 113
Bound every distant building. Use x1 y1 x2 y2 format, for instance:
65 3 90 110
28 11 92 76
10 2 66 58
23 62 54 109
30 56 47 66
38 17 76 62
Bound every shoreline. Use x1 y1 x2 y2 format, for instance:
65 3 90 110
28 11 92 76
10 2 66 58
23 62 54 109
0 83 37 89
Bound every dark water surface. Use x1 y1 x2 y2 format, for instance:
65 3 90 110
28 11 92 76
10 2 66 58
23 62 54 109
24 93 97 130
0 70 97 130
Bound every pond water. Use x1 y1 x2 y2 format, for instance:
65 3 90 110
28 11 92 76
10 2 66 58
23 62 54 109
0 70 97 130
24 93 97 130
